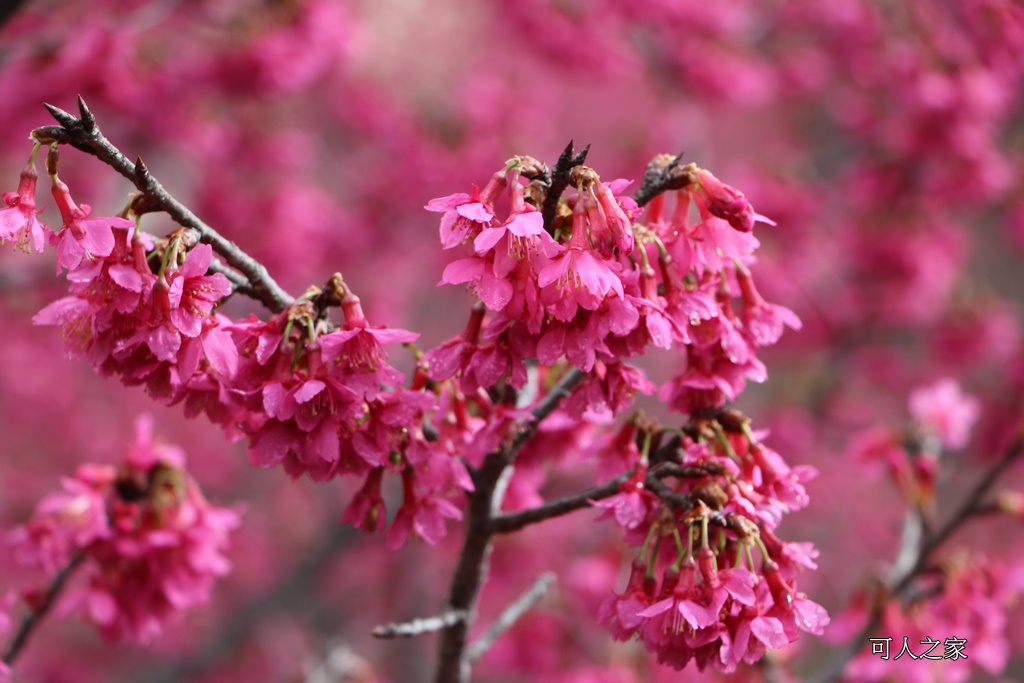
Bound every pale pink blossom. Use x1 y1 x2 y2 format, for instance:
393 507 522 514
908 378 981 450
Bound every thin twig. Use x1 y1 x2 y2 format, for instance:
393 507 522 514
433 367 588 683
465 573 556 664
488 457 720 535
490 472 631 534
372 611 467 639
892 432 1023 592
35 99 294 313
812 431 1024 683
3 552 85 666
541 141 590 235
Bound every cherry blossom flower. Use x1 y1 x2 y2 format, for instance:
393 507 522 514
538 200 625 320
0 162 48 253
692 167 775 233
7 417 239 643
908 378 981 450
166 244 232 337
426 171 505 249
49 175 127 274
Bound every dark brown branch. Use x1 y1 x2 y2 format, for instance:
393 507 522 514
633 151 692 208
812 431 1024 683
206 260 258 299
372 610 467 639
433 367 587 683
490 450 728 535
490 472 631 534
465 573 556 664
541 141 590 234
36 100 294 313
3 552 85 666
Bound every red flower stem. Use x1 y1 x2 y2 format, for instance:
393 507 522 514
34 98 294 313
433 367 587 683
2 551 85 667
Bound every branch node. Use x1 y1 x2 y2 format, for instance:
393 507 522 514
43 103 77 128
134 156 153 188
77 95 96 133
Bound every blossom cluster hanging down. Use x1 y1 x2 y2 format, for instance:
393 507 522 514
423 153 822 672
15 140 469 551
6 416 239 643
7 129 824 673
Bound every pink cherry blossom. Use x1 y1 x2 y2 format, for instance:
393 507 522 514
166 244 232 337
908 378 981 450
0 162 48 253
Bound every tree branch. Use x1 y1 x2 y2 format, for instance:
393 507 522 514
372 610 467 639
490 472 631 534
465 573 556 665
891 432 1023 593
34 99 294 313
812 431 1024 683
541 141 590 235
633 152 691 208
433 367 587 683
3 552 85 667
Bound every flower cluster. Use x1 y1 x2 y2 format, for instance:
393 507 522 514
426 157 796 419
422 155 818 671
19 144 471 549
6 417 239 642
596 412 825 672
851 379 981 508
11 137 823 673
836 554 1024 683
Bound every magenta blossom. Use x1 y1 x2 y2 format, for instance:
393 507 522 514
0 163 48 253
50 175 127 273
692 168 775 233
8 417 239 643
385 471 463 549
167 244 233 337
426 171 505 249
538 199 625 321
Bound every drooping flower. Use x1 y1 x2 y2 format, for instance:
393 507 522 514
385 471 463 549
692 167 775 233
49 175 128 274
7 417 240 643
538 198 625 321
0 162 48 253
736 266 802 347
